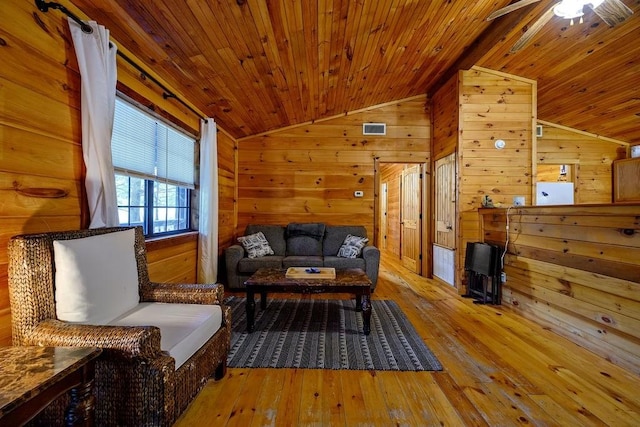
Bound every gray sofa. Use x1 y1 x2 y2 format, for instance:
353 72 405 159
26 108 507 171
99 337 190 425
225 223 380 291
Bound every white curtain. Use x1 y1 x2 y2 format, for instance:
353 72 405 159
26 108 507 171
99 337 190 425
69 18 119 228
198 119 219 283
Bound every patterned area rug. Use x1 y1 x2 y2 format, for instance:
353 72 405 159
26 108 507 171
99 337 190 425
226 296 443 371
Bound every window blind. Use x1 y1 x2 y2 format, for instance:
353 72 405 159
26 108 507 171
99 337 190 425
111 97 195 189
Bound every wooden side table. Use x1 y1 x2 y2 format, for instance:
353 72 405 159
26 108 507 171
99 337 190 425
0 346 101 426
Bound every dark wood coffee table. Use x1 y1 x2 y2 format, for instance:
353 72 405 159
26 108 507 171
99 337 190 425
244 267 373 335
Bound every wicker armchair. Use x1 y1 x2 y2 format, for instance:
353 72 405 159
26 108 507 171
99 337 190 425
8 226 230 426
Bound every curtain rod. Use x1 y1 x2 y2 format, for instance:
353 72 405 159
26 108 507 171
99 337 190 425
115 50 207 122
34 0 207 123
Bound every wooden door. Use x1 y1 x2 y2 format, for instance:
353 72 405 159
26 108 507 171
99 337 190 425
434 154 456 286
385 172 401 257
400 165 421 274
380 182 388 250
435 153 456 248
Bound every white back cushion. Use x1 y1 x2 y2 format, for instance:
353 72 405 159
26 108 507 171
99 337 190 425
53 229 140 324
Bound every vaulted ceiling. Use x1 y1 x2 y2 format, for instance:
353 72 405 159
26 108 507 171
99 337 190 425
69 0 640 143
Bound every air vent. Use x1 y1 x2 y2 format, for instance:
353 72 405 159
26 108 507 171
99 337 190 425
363 123 386 135
536 124 543 138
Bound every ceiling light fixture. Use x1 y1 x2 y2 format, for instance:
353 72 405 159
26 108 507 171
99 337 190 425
553 0 604 25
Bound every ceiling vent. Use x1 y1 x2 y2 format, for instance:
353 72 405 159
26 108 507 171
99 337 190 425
363 123 386 136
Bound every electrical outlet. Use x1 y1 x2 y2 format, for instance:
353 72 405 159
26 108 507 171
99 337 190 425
501 272 507 283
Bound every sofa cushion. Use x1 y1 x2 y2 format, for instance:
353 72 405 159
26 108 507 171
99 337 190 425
286 235 323 256
285 223 325 256
53 228 140 324
109 302 222 369
283 256 324 268
337 234 369 258
323 226 368 256
323 256 366 270
238 256 284 273
245 225 286 256
285 223 326 240
238 231 275 258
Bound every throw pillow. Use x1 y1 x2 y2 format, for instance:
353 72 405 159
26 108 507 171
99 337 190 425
53 229 140 324
238 231 275 258
337 234 369 258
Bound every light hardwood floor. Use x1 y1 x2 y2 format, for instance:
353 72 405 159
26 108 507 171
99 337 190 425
175 252 640 426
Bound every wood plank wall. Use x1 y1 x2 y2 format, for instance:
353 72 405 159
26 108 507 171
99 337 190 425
217 131 238 253
234 96 430 240
0 0 237 344
536 121 627 204
147 233 198 284
431 67 536 289
1 0 87 345
431 75 459 161
459 67 535 218
431 76 459 281
481 205 640 374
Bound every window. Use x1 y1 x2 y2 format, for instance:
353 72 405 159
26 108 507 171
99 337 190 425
111 97 195 236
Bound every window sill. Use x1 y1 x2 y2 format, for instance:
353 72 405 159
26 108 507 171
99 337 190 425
145 231 198 252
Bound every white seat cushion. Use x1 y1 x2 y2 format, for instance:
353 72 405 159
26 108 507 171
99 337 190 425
53 229 139 324
108 302 222 369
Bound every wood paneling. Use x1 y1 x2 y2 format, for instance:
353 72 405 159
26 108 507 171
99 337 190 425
458 68 535 287
68 0 501 140
146 233 198 283
63 1 640 143
481 204 640 374
431 74 459 161
431 67 535 290
235 96 430 239
217 130 238 253
478 1 640 144
0 0 85 346
537 121 627 204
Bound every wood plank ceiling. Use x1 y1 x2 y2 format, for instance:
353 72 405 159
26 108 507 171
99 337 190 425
69 0 640 143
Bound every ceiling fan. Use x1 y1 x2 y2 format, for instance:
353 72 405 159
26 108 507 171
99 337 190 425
487 0 634 52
